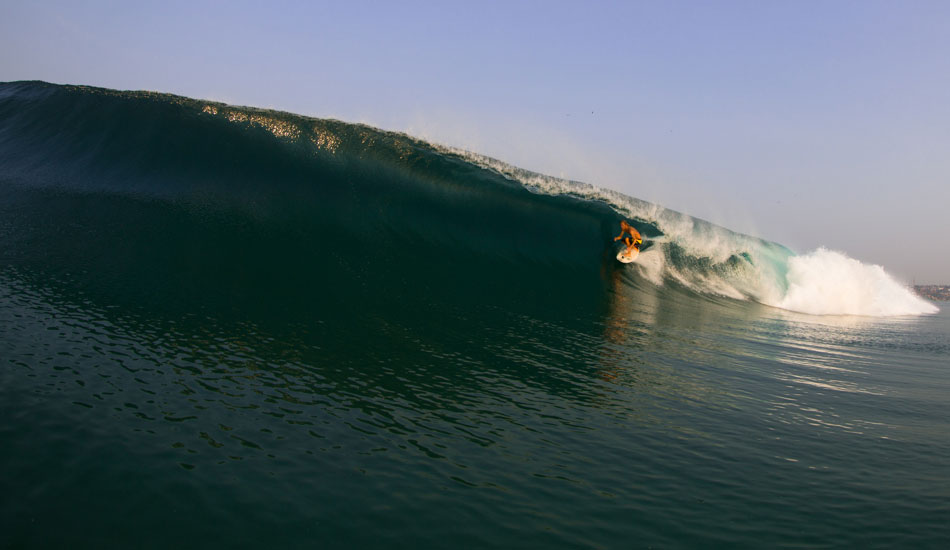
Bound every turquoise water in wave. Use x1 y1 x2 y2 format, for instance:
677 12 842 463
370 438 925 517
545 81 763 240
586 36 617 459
1 82 948 548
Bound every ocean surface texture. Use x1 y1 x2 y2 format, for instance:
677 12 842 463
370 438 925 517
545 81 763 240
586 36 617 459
1 82 947 549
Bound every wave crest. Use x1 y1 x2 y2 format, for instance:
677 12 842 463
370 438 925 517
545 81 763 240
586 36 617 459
0 81 936 318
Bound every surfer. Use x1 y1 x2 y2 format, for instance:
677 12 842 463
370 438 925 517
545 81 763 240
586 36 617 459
613 220 642 256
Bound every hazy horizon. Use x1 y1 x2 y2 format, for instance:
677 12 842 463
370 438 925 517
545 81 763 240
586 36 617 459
3 0 948 283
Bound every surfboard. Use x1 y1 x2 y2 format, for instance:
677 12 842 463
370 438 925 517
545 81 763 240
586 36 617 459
616 247 639 263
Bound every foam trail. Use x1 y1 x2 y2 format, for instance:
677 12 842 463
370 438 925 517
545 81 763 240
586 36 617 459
774 248 938 316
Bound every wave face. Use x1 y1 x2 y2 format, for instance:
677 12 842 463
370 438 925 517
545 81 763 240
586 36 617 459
0 81 936 317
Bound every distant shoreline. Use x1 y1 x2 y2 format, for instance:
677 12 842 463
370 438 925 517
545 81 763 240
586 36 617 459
915 285 950 301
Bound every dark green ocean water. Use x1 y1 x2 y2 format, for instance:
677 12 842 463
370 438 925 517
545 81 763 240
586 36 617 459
1 82 948 548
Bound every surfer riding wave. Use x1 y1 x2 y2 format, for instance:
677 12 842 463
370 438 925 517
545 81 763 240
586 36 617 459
613 220 642 256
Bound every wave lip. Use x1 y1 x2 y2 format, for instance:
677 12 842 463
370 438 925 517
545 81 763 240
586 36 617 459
772 248 938 317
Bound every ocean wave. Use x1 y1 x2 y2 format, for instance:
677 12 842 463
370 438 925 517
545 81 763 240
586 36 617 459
0 81 934 317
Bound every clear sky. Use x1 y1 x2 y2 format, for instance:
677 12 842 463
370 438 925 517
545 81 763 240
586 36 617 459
3 0 948 282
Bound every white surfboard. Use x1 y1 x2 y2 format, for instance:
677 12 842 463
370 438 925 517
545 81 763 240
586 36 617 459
616 247 639 263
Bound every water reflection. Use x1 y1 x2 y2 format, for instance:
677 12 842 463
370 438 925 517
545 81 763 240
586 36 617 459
594 261 746 428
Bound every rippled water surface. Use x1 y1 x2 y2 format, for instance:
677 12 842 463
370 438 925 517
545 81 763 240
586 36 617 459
2 267 948 549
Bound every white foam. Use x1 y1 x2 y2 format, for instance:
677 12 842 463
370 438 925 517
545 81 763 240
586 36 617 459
773 248 938 316
631 249 666 287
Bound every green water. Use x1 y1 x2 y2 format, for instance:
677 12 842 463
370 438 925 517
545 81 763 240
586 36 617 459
2 265 948 548
1 81 948 548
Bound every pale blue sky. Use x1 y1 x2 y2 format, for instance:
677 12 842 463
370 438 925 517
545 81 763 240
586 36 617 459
3 0 948 282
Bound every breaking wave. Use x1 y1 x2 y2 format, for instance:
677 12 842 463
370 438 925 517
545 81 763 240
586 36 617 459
0 81 935 317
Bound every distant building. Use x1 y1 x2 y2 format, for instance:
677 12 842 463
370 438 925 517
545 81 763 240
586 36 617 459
915 285 950 301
